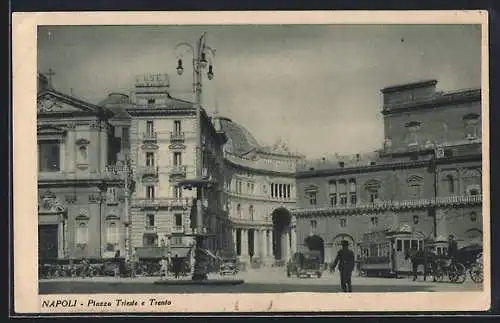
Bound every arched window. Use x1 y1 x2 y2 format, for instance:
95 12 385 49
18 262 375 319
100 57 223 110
76 222 89 244
249 205 254 220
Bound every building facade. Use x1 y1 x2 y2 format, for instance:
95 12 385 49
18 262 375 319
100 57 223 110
216 117 305 265
292 80 482 264
37 73 127 262
100 73 229 261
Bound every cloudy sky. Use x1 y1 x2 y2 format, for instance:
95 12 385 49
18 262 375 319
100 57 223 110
37 24 481 158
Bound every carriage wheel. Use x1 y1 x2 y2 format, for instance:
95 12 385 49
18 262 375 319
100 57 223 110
469 263 483 284
449 263 466 284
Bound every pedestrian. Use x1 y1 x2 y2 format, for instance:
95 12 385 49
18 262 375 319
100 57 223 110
173 254 181 279
331 240 355 293
160 256 168 280
447 234 458 261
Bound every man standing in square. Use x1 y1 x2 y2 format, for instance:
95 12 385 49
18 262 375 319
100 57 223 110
331 240 355 292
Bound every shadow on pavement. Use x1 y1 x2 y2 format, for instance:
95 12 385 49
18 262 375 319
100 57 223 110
39 281 437 294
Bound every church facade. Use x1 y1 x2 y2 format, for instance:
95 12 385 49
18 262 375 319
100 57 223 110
292 80 483 264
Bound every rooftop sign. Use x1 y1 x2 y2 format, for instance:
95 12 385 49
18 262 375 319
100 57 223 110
134 73 170 88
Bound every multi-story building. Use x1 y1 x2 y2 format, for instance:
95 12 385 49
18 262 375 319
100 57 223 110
292 80 482 264
37 73 127 262
99 73 228 261
216 117 305 266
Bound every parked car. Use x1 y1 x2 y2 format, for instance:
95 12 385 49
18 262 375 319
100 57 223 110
287 251 323 278
219 258 239 276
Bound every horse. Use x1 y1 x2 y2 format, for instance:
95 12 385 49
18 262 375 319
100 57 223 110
405 248 438 282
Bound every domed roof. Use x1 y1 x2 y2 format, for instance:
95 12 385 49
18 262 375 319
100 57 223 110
99 93 131 119
218 117 261 156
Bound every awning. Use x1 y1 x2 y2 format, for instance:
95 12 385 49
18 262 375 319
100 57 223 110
135 246 191 259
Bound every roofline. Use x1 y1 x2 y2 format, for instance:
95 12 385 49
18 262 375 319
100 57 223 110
381 79 438 94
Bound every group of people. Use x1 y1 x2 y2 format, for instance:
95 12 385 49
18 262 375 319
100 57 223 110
329 234 461 293
159 254 186 280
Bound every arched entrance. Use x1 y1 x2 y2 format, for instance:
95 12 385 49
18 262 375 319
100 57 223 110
331 233 355 259
272 208 291 261
305 235 325 263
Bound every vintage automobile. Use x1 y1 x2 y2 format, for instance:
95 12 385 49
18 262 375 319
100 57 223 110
219 258 239 276
286 251 323 278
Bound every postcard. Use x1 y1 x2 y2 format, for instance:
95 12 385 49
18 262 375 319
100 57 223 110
12 10 490 314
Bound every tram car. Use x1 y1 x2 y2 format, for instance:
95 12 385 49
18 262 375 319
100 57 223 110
358 225 425 277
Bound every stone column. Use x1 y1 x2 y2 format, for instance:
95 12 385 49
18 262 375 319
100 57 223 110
252 229 259 260
100 124 108 171
232 229 237 254
282 230 290 261
290 227 297 255
267 230 273 258
260 229 267 258
241 229 249 257
58 217 64 259
67 128 76 173
324 245 333 264
59 142 66 172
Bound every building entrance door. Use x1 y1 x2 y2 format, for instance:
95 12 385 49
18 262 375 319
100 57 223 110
39 224 58 261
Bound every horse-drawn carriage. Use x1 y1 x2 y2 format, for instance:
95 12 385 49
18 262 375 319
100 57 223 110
432 243 483 284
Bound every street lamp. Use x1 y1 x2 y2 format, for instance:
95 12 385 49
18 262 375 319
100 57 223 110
175 32 216 281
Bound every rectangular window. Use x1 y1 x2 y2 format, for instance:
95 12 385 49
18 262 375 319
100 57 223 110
106 223 119 244
173 152 182 166
122 127 130 148
403 239 410 252
411 240 418 250
146 120 154 135
310 220 317 229
175 213 183 227
38 141 60 172
172 237 183 245
146 185 155 199
339 193 347 205
350 193 357 205
369 192 378 203
174 120 182 134
396 240 402 252
309 192 317 205
409 184 421 199
143 234 157 247
107 187 117 203
271 183 274 198
330 194 337 207
340 218 347 228
146 152 155 167
76 223 89 244
146 213 155 227
147 98 155 105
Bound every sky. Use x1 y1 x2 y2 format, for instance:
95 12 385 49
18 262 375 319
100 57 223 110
37 24 482 159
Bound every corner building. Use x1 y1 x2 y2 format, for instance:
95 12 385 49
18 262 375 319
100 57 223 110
292 80 482 264
99 74 228 261
216 117 305 266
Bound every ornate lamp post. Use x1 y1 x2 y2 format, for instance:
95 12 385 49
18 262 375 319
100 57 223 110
174 32 216 280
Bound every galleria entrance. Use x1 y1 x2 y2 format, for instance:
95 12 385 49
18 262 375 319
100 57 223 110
272 207 296 261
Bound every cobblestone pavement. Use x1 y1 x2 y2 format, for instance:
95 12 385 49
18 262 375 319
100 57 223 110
39 267 482 294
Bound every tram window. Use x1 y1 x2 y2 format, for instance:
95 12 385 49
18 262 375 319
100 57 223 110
411 240 418 250
403 240 410 252
437 248 442 255
396 240 402 251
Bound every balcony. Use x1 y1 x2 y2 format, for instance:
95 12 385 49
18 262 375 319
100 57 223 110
134 198 191 209
169 165 187 178
171 225 185 234
170 131 185 142
141 166 158 178
142 132 158 143
291 194 483 217
144 225 157 233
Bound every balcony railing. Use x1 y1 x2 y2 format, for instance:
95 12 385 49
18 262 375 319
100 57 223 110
170 131 185 142
292 194 483 217
134 198 191 208
141 166 158 177
144 225 157 233
170 165 187 177
142 132 158 143
39 168 126 181
171 225 185 234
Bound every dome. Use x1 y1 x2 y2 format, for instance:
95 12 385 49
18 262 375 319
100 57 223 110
99 93 131 119
218 117 261 156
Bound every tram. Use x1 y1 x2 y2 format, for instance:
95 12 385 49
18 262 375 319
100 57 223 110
358 225 426 277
